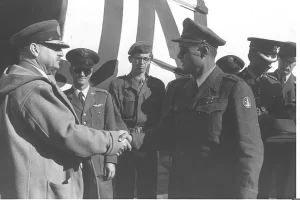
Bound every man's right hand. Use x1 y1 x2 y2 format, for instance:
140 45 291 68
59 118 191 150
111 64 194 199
160 155 172 170
116 130 132 156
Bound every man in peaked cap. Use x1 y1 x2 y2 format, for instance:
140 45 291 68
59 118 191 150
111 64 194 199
269 42 296 120
64 48 128 199
237 37 289 198
267 42 296 198
0 20 132 199
216 55 245 74
109 41 165 198
121 18 263 198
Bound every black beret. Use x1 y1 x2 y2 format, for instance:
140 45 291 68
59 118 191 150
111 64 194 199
172 18 226 48
278 42 296 58
128 41 152 56
248 37 282 62
216 55 245 74
66 48 100 68
10 20 69 48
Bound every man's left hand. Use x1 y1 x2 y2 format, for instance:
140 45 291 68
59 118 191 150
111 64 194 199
103 163 116 181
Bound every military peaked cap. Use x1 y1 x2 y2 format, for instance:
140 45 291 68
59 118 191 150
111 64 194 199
10 20 69 48
278 42 296 58
248 37 282 62
66 48 100 68
172 18 226 48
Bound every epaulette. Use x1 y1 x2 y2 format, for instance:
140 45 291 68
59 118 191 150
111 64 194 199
94 87 108 94
223 73 241 82
267 74 279 81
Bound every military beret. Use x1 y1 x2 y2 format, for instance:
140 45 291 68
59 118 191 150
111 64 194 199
172 18 226 48
10 20 69 48
66 48 100 68
216 55 245 74
128 41 152 56
248 37 282 62
278 42 296 58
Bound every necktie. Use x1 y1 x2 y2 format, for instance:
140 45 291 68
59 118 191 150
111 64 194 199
78 92 85 106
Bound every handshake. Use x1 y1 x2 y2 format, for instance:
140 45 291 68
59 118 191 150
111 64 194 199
114 130 133 156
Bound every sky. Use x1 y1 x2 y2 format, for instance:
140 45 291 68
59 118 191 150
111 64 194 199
205 0 298 73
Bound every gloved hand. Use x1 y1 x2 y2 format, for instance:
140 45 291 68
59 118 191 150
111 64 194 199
159 155 172 170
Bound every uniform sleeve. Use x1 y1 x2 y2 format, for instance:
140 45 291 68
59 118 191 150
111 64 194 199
231 81 264 199
21 84 123 157
104 93 119 164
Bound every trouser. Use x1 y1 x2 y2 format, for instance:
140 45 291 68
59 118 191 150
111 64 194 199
115 151 158 199
96 176 113 199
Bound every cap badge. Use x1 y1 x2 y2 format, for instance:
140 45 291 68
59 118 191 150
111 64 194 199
228 56 234 62
56 25 61 36
243 97 251 108
80 49 88 57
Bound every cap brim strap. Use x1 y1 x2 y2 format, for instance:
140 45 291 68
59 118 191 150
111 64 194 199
44 40 70 48
257 52 278 63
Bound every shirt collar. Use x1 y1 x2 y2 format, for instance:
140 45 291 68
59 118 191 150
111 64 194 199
73 85 90 98
196 65 216 87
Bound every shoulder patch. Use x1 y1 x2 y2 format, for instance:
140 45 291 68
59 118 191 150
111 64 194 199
243 96 251 108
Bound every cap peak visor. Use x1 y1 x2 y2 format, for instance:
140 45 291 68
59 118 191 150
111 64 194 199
44 40 70 48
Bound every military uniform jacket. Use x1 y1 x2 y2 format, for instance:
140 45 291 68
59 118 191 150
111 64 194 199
131 67 264 199
238 68 283 118
269 69 296 120
0 63 123 199
109 74 165 130
64 87 119 176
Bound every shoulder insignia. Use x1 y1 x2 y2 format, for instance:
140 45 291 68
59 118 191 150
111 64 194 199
223 73 240 82
94 88 108 94
267 74 279 81
243 96 251 108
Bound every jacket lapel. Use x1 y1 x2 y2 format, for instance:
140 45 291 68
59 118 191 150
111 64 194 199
194 67 223 100
83 87 96 113
282 73 295 95
66 87 83 111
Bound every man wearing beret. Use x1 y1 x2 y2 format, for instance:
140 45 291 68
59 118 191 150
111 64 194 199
109 41 165 198
216 55 245 74
0 20 132 199
64 48 127 198
120 18 264 198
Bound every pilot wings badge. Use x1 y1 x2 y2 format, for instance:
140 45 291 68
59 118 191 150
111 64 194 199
93 104 103 107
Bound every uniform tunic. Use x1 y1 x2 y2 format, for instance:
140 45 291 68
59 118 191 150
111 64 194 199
64 86 120 199
109 73 165 198
131 67 264 198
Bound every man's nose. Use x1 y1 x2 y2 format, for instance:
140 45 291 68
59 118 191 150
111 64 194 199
57 50 64 57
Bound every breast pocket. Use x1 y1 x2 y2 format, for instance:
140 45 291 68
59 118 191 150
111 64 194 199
91 107 105 127
196 101 228 143
122 95 136 118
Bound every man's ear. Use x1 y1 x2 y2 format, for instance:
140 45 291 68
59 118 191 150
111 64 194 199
128 56 132 63
198 46 209 58
29 43 40 57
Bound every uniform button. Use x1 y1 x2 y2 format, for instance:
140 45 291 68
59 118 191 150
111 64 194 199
83 122 87 125
180 152 184 156
98 112 101 114
83 113 87 116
